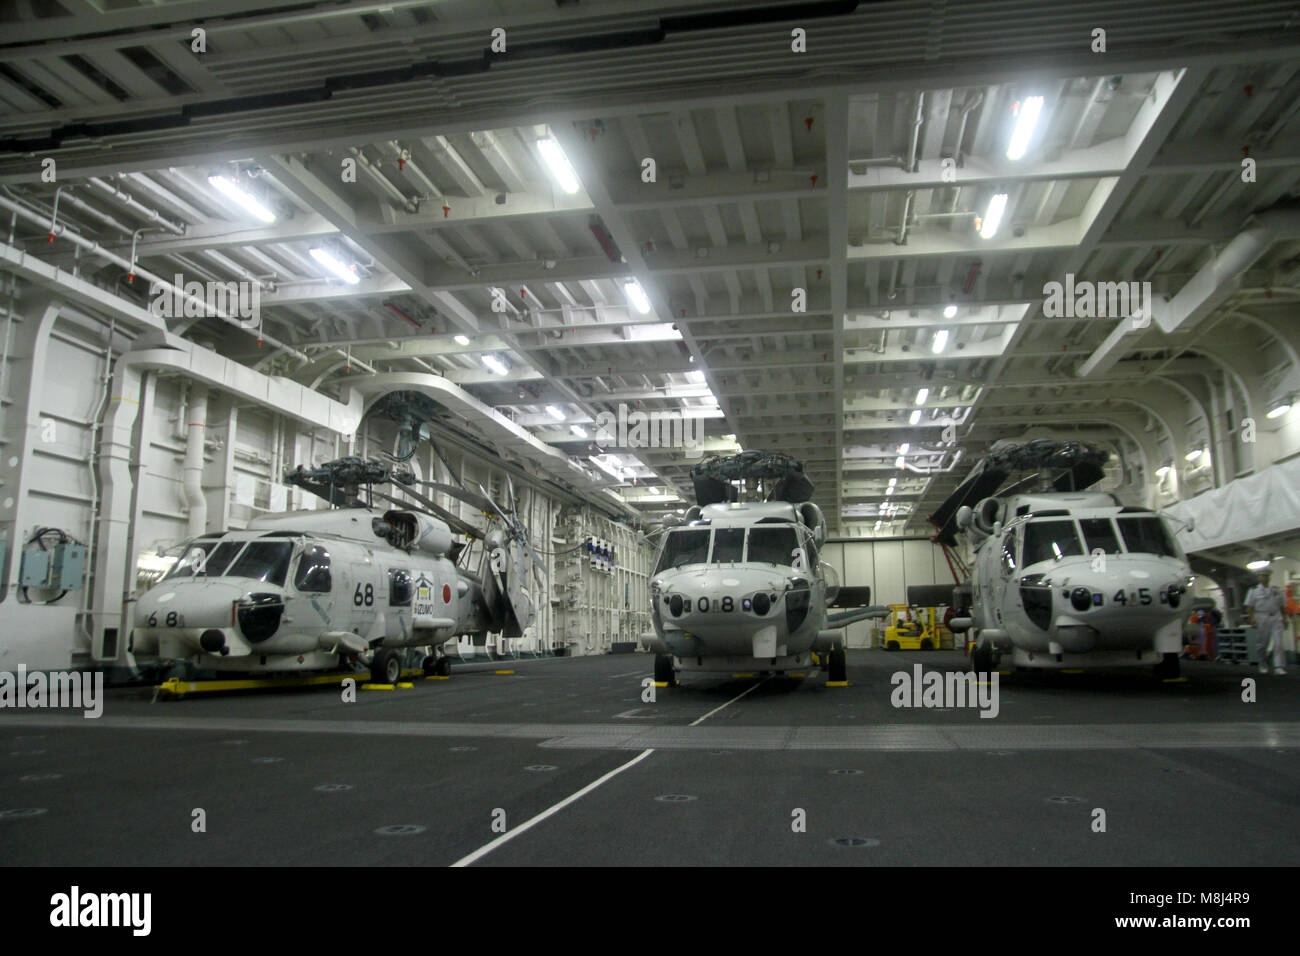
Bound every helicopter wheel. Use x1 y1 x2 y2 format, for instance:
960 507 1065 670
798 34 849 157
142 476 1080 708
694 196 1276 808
435 656 452 677
654 653 677 686
371 648 402 685
827 647 847 683
970 641 996 675
422 654 440 677
1154 652 1181 680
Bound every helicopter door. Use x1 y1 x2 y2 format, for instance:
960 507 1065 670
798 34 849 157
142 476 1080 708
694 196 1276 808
293 543 335 629
989 530 1018 625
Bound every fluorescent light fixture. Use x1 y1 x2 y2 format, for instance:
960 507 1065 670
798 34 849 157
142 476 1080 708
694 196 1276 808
309 247 359 285
208 174 276 223
546 405 565 421
537 137 580 194
915 388 929 405
909 409 922 425
894 456 905 469
932 329 950 354
623 279 652 315
1267 398 1292 419
686 370 705 384
942 304 957 320
885 486 892 495
874 520 882 530
1155 464 1172 477
570 425 588 438
454 334 470 346
1185 447 1204 462
898 443 910 454
887 477 897 486
1247 559 1271 571
1005 95 1045 161
481 354 509 375
979 193 1008 239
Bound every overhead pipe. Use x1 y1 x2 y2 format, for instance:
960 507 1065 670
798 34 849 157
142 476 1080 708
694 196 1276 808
896 190 915 245
906 91 925 173
0 195 308 361
386 140 444 202
954 92 983 168
347 147 418 213
86 177 185 235
184 383 209 535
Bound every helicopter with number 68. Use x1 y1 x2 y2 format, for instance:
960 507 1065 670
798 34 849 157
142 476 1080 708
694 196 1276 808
132 456 543 685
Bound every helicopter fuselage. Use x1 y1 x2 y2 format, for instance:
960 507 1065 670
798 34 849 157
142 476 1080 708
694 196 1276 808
645 502 839 672
961 499 1193 669
133 509 492 673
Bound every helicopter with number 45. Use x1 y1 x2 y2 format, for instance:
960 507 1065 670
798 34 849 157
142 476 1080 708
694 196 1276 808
931 439 1195 678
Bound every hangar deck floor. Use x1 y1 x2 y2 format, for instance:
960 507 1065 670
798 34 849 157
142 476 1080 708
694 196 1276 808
2 650 1297 866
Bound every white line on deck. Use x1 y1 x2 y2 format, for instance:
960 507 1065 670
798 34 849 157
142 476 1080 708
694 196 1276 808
448 680 766 866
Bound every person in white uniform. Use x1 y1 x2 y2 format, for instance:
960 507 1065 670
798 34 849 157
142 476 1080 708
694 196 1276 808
1245 570 1291 675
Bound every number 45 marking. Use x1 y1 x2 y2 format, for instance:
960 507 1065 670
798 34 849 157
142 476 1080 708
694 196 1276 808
1111 588 1152 606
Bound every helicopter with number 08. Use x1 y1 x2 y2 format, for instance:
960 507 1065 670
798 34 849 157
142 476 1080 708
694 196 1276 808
642 451 889 685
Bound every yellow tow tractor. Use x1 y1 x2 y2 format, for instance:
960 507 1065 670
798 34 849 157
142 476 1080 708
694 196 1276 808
882 604 943 651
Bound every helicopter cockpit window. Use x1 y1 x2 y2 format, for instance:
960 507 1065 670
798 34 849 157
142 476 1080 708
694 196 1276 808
711 528 745 563
197 540 246 577
748 526 799 566
1022 520 1084 566
1078 518 1122 555
162 539 219 580
226 541 293 587
1117 516 1179 558
389 568 412 606
1000 533 1017 576
294 545 332 592
656 529 711 573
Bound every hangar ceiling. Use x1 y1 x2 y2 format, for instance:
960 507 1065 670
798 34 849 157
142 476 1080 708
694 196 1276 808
2 0 1299 535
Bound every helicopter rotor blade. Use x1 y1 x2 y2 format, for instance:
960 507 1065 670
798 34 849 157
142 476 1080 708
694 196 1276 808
413 481 495 514
476 482 512 525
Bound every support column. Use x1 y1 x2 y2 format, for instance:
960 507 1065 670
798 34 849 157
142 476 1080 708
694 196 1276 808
183 383 209 536
0 293 77 671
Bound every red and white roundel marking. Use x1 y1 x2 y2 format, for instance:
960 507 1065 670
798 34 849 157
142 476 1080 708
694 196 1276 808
443 584 452 603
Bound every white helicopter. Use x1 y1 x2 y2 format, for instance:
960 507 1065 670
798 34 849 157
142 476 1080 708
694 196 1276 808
931 440 1195 678
643 451 889 685
132 456 544 684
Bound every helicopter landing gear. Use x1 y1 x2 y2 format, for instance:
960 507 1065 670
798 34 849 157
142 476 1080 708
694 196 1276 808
370 647 403 684
1154 652 1181 680
970 641 997 676
422 654 452 677
654 653 677 686
827 647 847 683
